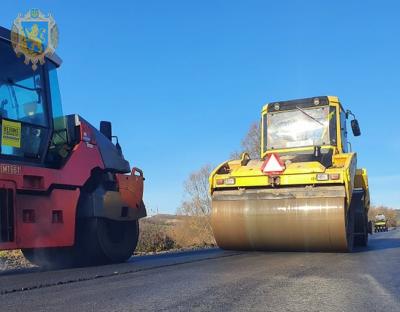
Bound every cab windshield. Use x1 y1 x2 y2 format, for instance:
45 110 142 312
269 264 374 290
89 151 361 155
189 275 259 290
265 106 331 150
0 39 49 160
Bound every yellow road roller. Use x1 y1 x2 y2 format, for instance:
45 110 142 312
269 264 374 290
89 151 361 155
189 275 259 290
374 214 389 232
209 96 370 252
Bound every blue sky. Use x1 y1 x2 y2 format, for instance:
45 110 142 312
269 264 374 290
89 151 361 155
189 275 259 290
1 1 399 212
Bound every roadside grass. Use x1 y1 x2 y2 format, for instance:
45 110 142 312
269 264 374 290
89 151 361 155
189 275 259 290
136 215 215 253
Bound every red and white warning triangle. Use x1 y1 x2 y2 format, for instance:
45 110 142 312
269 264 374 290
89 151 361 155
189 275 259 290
261 153 285 175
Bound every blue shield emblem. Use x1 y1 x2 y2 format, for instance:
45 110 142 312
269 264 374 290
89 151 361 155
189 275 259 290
11 9 59 70
21 21 49 53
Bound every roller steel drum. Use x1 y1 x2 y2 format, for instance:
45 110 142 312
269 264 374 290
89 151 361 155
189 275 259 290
211 185 351 251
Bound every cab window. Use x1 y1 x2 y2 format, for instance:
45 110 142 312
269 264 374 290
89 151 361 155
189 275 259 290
0 39 49 160
0 75 47 127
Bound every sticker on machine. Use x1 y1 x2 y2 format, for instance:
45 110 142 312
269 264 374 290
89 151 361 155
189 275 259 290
261 153 285 175
0 164 22 175
2 119 22 148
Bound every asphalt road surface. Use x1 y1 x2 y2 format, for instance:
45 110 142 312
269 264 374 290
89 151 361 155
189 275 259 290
1 229 400 312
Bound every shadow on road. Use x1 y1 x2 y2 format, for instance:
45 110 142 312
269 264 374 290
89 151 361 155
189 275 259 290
354 238 400 253
0 248 226 277
129 248 221 263
0 266 41 277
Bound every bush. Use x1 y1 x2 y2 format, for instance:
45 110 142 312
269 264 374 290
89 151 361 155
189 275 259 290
171 216 215 248
136 219 178 253
136 215 215 253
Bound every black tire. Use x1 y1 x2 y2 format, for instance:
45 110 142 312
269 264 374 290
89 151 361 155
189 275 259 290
346 203 355 252
22 218 139 268
354 211 368 247
351 191 368 247
84 218 139 265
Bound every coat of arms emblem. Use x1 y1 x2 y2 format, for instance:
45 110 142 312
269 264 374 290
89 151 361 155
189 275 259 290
11 9 59 70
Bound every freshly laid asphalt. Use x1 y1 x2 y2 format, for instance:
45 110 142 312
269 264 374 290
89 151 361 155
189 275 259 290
1 229 400 312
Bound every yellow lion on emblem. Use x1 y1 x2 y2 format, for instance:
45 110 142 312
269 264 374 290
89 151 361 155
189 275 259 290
22 24 47 53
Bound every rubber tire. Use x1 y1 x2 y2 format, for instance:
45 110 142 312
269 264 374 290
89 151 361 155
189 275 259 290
83 218 140 265
22 218 139 268
346 203 355 252
354 211 368 247
349 190 368 248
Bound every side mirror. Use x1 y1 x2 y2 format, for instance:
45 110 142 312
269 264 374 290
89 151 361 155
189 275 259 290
351 119 361 136
100 121 112 140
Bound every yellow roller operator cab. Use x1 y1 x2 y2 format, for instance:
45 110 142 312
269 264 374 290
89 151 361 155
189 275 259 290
261 96 361 167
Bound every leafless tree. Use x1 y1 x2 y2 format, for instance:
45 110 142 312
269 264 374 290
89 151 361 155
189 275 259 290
177 164 215 245
231 122 261 159
178 164 212 216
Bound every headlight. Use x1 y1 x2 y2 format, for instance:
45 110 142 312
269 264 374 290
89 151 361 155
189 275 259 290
215 177 236 185
224 178 236 185
316 173 341 181
316 173 329 181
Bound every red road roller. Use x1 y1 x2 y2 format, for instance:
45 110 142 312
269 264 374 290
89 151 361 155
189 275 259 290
0 26 146 267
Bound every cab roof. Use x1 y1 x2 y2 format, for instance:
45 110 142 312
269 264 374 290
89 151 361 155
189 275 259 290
262 96 341 113
0 25 62 67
